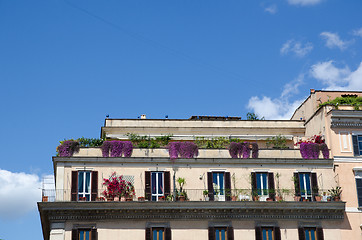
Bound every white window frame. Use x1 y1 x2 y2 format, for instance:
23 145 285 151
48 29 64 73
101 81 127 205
151 172 164 201
78 171 91 201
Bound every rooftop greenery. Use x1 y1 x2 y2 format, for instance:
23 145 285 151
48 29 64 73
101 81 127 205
319 96 362 110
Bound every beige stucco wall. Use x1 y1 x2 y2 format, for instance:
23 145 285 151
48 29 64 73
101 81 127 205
63 219 344 240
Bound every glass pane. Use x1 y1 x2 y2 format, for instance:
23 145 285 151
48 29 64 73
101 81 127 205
79 231 84 240
213 173 218 195
262 173 268 195
215 229 220 240
267 229 273 239
158 173 163 194
152 173 156 194
305 173 311 194
256 174 262 195
78 172 84 192
262 229 267 240
159 229 163 240
219 173 224 195
221 229 226 240
356 179 362 207
85 172 91 193
85 231 89 240
153 229 158 240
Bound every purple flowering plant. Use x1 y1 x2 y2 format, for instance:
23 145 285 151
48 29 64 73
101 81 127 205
167 142 198 160
297 135 329 159
57 140 80 157
101 140 133 157
228 142 258 159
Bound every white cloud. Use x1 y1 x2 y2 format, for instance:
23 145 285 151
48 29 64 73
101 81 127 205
311 61 362 90
0 169 42 219
352 28 362 37
247 75 305 120
280 39 313 57
320 32 350 50
264 4 278 14
287 0 323 6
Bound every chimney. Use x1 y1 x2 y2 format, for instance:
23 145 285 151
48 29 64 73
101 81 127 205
141 114 147 119
310 89 315 94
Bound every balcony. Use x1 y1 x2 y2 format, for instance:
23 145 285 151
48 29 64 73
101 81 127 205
42 188 340 204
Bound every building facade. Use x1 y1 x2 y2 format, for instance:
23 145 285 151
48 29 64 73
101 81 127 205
39 91 362 240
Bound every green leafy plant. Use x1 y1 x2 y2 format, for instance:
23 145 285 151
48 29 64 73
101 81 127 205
266 135 288 149
328 186 342 198
319 96 362 110
126 133 172 148
246 112 265 120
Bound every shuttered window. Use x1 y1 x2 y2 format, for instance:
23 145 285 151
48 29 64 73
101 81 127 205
209 226 234 240
71 171 98 201
145 227 171 240
145 171 170 201
352 135 362 156
298 227 324 240
294 172 318 201
72 229 97 240
251 172 275 201
207 172 231 201
255 226 281 240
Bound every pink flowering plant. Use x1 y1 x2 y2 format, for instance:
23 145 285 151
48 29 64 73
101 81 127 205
102 172 135 198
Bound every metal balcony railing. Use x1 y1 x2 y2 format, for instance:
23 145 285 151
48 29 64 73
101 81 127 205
41 188 336 203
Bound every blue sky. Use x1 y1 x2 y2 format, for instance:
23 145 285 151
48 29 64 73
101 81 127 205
0 0 361 239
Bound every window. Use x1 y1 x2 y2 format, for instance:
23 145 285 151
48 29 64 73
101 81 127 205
255 226 281 240
72 228 97 240
208 226 234 240
207 172 231 201
298 227 324 240
213 172 225 201
78 171 91 201
145 227 171 240
294 172 318 201
71 171 98 201
152 228 165 240
152 172 164 201
352 135 362 156
215 227 227 240
251 172 275 201
145 171 170 201
355 170 362 207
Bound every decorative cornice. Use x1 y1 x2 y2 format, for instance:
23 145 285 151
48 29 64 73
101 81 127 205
38 201 345 221
331 122 362 128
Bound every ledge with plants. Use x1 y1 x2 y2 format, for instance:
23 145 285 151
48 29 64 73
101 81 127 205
57 134 324 160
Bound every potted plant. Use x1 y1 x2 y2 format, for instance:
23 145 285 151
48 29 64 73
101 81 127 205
203 190 209 201
102 172 135 202
252 190 259 201
328 186 342 201
138 196 145 201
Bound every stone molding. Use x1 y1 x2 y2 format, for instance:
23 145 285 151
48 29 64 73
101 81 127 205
39 201 345 221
